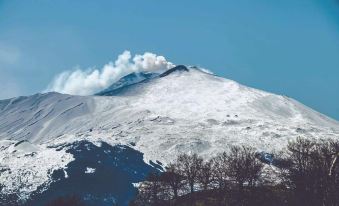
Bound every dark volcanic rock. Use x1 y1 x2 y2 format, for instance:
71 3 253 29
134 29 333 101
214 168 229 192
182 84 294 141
25 141 160 206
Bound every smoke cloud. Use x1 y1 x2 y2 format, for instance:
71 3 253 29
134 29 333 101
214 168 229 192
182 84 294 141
46 51 174 95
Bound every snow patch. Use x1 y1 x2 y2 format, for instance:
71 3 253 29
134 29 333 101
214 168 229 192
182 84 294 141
85 167 96 174
0 140 74 200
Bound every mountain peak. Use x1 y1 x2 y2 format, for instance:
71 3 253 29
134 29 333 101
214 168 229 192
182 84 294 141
159 65 189 77
97 65 190 95
97 72 158 95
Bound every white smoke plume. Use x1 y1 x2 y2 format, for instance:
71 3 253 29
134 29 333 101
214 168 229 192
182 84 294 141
46 51 174 95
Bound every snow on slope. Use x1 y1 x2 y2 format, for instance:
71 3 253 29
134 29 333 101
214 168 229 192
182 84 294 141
0 140 73 200
0 66 339 200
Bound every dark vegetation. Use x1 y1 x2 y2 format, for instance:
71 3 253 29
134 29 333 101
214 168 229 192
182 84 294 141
130 137 339 206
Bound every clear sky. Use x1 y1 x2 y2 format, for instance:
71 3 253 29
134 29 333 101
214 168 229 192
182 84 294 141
0 0 338 120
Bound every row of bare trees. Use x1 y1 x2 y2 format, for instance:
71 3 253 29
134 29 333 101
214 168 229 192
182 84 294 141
130 137 339 206
281 138 339 206
130 145 264 206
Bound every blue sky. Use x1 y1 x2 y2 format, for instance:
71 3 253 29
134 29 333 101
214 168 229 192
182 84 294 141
0 0 338 120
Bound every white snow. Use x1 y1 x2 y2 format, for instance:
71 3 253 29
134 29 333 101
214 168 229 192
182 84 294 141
0 140 73 200
0 67 338 200
64 170 69 178
85 167 96 174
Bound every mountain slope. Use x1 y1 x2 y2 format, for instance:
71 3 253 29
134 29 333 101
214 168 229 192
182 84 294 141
0 66 338 204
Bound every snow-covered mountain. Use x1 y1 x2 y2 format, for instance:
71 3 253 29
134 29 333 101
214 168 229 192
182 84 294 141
0 65 338 205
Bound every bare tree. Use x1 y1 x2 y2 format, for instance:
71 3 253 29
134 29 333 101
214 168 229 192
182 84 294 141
198 159 214 191
219 145 263 206
226 146 263 189
246 151 264 188
133 172 164 206
281 137 339 206
211 152 229 192
176 154 203 194
161 163 185 200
